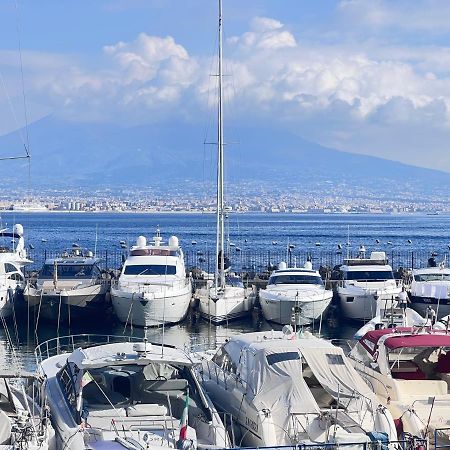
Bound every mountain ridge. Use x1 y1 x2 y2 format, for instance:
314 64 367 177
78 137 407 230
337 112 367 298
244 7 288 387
0 116 448 199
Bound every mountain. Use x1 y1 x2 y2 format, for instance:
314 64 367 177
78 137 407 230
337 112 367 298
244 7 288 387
0 115 449 200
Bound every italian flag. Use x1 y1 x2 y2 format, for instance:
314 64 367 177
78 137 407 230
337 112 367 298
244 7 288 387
179 393 189 441
81 371 94 387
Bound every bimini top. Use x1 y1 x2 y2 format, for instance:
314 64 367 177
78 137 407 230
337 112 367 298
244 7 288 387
65 341 193 370
359 327 450 355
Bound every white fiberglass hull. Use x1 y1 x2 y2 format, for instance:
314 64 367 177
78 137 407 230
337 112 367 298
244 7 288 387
197 285 253 323
111 283 192 327
339 286 401 321
259 289 332 326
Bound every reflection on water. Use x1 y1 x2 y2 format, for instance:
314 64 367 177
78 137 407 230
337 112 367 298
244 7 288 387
0 305 360 372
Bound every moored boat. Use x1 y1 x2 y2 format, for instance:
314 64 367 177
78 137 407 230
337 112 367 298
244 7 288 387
111 229 191 327
259 261 332 326
0 224 32 319
409 265 450 319
349 326 450 444
196 329 397 447
24 248 109 323
35 334 228 450
194 0 252 324
338 252 402 321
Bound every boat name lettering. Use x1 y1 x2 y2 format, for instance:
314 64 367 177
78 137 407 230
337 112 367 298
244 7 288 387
245 417 258 432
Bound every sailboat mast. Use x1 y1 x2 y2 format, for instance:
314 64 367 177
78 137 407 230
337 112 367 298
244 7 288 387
215 0 225 289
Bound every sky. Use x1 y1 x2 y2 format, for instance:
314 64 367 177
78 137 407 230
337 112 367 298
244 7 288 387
1 0 450 172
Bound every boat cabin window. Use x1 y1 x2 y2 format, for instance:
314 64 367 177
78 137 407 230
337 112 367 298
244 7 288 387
41 264 96 279
212 347 237 374
268 274 323 285
8 273 23 281
326 354 345 365
345 270 394 281
4 263 17 273
57 362 80 422
123 264 177 276
266 351 300 365
388 346 450 380
414 273 450 282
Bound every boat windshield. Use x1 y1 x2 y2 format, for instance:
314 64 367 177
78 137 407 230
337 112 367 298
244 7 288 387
57 361 211 425
388 346 450 380
41 264 95 279
226 276 244 287
414 273 450 282
345 270 394 281
269 274 323 285
123 264 177 276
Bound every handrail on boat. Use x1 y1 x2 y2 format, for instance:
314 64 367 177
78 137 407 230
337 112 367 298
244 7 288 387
34 333 143 365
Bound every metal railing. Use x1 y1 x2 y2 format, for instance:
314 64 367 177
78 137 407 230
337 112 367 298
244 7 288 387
213 438 428 450
25 249 450 276
34 333 142 365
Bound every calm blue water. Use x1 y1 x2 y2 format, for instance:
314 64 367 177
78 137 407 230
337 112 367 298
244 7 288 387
1 211 449 371
2 211 450 263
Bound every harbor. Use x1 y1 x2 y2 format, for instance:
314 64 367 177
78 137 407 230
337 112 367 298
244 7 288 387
1 0 450 447
0 212 449 449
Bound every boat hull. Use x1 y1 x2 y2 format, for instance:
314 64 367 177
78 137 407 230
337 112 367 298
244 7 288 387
410 295 450 319
259 290 332 325
111 284 192 327
338 287 401 321
24 284 109 322
196 286 253 323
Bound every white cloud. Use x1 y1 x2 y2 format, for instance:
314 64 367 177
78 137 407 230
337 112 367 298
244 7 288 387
2 13 450 171
229 16 296 50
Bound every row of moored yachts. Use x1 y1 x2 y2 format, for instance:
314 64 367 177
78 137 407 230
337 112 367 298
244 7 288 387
1 225 449 327
4 321 450 450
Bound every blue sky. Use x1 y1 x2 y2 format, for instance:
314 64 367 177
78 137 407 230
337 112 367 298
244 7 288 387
1 0 450 172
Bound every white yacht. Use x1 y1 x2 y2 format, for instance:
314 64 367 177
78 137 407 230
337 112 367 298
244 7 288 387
0 371 56 450
111 230 191 327
353 306 432 339
259 261 332 326
196 329 396 447
195 0 252 324
409 265 450 318
24 248 109 324
338 252 401 321
349 326 450 444
35 334 228 450
0 224 32 318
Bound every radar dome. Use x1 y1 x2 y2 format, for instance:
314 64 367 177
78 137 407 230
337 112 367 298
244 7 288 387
304 261 313 270
136 236 147 247
168 236 179 247
13 224 24 236
278 261 287 270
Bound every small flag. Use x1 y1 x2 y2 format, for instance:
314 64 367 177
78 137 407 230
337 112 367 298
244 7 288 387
179 393 189 441
81 371 94 387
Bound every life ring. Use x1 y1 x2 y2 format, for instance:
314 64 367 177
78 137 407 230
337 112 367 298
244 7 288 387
373 350 379 362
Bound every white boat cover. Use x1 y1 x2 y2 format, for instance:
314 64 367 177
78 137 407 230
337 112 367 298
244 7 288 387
412 282 449 299
299 344 383 430
224 334 321 444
